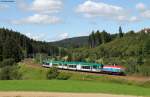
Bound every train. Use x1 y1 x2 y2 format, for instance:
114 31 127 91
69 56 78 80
42 60 126 75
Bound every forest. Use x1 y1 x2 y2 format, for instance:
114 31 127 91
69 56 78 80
0 28 66 79
0 27 150 80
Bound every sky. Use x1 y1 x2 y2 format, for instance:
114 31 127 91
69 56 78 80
0 0 150 42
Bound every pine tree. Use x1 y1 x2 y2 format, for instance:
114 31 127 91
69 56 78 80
3 38 23 62
101 30 111 44
0 39 3 61
143 39 150 56
118 26 123 38
95 30 102 46
88 34 92 48
91 31 96 48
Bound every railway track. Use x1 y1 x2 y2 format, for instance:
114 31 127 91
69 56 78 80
21 59 150 82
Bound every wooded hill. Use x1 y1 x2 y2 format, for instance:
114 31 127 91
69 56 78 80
0 28 67 62
50 36 89 48
0 28 66 79
0 27 150 77
68 28 150 76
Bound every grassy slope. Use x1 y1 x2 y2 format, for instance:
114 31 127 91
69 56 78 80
0 80 150 96
19 63 48 80
1 61 146 96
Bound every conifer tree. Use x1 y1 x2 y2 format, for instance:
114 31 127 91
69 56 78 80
3 38 23 62
118 26 123 38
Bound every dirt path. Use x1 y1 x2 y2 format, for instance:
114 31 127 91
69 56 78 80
0 92 141 97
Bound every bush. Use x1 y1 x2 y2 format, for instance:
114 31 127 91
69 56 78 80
57 72 71 80
0 65 21 80
46 67 59 79
139 65 150 76
0 58 15 68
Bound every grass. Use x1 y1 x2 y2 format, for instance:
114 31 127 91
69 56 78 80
13 60 150 96
0 80 149 96
19 63 48 80
19 63 150 87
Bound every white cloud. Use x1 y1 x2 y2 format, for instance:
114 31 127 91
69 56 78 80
136 3 150 19
24 32 49 41
12 14 61 24
142 10 150 18
136 3 146 12
17 0 63 14
0 4 9 10
59 32 69 40
76 0 139 23
76 0 124 18
117 16 139 23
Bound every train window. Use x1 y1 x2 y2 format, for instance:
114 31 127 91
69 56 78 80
53 64 58 66
64 64 67 66
93 66 97 69
45 63 49 65
69 65 76 68
82 66 91 69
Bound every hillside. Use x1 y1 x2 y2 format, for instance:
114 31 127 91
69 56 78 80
0 28 65 59
69 30 150 76
51 36 88 48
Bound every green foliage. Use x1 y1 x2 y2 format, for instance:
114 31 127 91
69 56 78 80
46 67 59 79
143 38 150 56
0 39 2 61
139 65 150 76
0 59 22 80
118 26 124 38
0 28 64 59
88 30 112 48
51 36 89 48
70 30 150 76
0 58 15 68
57 72 71 80
19 63 47 80
34 53 49 63
0 65 21 80
3 38 23 62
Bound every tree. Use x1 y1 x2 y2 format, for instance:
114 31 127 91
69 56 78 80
137 56 144 65
88 34 92 48
0 58 15 68
0 39 2 61
0 65 21 80
143 39 150 56
101 30 111 44
118 26 123 38
95 30 102 46
47 67 59 79
91 31 96 48
3 38 23 62
88 31 96 48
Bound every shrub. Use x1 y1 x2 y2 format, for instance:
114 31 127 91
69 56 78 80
57 72 71 80
46 67 59 79
139 65 150 76
0 58 15 68
0 65 21 80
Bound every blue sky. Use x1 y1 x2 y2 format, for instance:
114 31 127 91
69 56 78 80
0 0 150 41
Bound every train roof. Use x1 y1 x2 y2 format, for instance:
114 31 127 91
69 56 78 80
43 60 103 66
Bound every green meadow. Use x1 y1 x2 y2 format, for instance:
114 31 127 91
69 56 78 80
0 80 150 96
0 63 148 96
